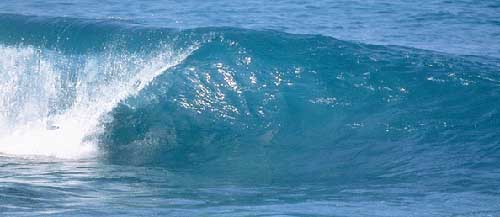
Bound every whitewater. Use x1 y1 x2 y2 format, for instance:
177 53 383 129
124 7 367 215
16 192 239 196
0 44 197 158
1 1 500 216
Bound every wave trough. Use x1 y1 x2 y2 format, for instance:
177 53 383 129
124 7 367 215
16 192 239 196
0 14 499 184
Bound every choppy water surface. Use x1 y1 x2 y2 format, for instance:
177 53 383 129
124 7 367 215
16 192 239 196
1 0 500 58
0 1 500 216
2 155 499 217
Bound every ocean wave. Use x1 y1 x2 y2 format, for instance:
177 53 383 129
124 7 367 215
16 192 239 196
1 14 499 184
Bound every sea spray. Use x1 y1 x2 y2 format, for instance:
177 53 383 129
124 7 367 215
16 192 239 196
0 44 198 158
1 3 500 216
0 14 499 184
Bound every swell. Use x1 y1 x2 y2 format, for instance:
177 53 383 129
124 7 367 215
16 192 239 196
1 14 500 184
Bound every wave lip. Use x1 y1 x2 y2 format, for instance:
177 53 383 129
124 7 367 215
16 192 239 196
0 15 499 185
0 42 198 159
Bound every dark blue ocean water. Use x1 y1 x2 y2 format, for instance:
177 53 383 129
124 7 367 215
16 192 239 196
1 1 500 216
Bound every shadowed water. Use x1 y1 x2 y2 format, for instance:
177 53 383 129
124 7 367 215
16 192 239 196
0 1 500 216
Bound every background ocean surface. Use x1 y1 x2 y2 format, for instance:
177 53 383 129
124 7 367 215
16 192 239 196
0 0 499 216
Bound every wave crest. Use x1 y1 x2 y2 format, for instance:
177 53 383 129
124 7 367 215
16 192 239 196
1 14 500 183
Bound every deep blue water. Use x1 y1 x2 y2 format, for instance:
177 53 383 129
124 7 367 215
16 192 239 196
1 1 500 216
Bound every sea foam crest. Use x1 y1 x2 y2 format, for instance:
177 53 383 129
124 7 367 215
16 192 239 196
0 44 197 159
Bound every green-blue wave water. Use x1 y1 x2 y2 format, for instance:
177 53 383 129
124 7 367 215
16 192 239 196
0 8 500 217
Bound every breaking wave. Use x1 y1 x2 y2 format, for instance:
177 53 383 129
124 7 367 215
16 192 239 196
1 14 500 184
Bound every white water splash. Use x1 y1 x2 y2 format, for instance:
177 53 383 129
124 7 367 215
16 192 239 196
0 44 197 159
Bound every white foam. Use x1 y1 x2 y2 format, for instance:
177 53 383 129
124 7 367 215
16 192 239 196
0 44 197 159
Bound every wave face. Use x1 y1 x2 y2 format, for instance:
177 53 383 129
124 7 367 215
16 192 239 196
1 14 500 184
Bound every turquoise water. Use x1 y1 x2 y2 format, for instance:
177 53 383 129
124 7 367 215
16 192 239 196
1 1 500 216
